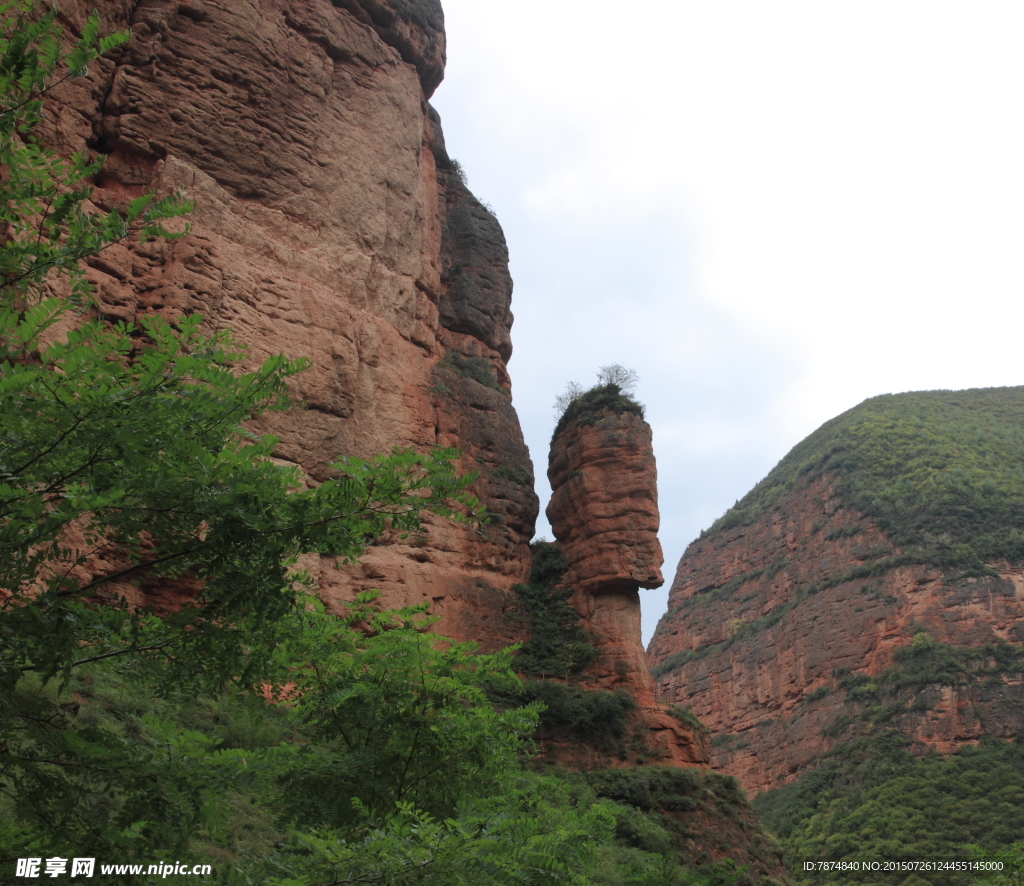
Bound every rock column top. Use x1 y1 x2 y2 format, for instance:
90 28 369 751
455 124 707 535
547 410 664 595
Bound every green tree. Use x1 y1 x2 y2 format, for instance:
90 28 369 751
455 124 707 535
274 597 538 828
255 597 614 886
962 842 1024 886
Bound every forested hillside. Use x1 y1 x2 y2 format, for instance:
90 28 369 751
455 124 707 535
649 387 1024 876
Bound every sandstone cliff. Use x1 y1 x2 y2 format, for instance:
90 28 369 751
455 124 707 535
49 0 698 755
49 0 536 648
648 387 1024 796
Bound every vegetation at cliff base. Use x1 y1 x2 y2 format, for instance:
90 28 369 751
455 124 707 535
512 541 598 676
707 387 1024 569
754 731 1024 886
493 679 635 744
747 635 1024 882
5 636 779 885
2 598 618 884
574 766 782 883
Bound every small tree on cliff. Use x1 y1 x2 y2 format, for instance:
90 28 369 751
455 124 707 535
554 364 641 418
595 363 639 395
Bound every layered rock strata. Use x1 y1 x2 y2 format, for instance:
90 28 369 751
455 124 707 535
548 412 665 595
50 0 536 647
648 473 1024 796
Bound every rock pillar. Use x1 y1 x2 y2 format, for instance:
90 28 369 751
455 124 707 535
547 407 664 704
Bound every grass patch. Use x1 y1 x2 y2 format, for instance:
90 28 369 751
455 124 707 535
823 525 863 541
668 704 710 735
439 351 505 393
493 462 533 486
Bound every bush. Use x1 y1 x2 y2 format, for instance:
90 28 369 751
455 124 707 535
585 766 746 819
440 351 505 392
803 686 831 704
515 680 636 741
512 542 598 676
586 767 703 813
493 462 533 485
613 805 674 855
703 387 1024 569
553 383 645 442
668 704 710 735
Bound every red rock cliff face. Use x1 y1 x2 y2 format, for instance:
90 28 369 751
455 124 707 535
648 474 1024 796
49 0 536 647
548 413 665 596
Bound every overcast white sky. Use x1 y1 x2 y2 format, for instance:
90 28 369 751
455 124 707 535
430 0 1024 647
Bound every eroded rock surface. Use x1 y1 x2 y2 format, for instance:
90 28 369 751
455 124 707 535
648 474 1024 796
548 412 664 595
49 0 535 646
329 0 447 98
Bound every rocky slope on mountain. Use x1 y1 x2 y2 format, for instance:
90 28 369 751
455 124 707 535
648 387 1024 797
49 0 536 647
